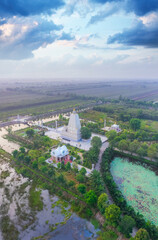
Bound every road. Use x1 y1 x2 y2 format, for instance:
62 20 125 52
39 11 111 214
95 141 114 204
95 141 109 171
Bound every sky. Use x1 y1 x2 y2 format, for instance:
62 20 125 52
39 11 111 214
0 0 158 80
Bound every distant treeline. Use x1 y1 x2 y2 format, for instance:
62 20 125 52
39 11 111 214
94 103 158 122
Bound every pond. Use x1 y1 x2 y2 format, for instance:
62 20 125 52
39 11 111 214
110 157 158 226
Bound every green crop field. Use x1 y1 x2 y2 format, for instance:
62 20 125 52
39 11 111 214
1 79 158 121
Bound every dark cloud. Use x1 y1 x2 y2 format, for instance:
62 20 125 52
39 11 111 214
90 0 158 16
125 0 158 16
0 19 63 59
107 21 158 48
0 0 64 17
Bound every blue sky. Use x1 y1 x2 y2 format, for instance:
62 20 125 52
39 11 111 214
0 0 157 80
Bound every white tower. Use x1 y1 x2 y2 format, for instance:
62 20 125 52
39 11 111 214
62 109 81 141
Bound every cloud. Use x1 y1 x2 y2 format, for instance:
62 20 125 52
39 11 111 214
90 0 158 16
58 32 75 41
62 0 91 17
88 4 119 24
0 18 63 59
107 19 158 48
125 0 158 16
0 0 64 17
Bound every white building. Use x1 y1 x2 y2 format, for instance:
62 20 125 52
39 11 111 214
62 109 81 141
51 145 70 163
110 124 121 132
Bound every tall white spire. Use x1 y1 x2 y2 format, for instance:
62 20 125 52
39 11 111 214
62 110 81 141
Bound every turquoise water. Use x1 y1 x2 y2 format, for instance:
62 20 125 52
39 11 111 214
110 158 158 226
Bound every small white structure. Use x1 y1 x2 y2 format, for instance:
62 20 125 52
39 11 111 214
110 124 121 132
62 109 81 141
51 145 70 163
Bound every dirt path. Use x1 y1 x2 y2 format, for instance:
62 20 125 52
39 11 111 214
95 141 114 204
95 141 109 171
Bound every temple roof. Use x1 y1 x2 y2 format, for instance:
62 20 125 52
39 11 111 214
111 124 119 128
51 145 69 158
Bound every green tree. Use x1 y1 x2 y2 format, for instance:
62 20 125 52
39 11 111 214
76 174 85 183
134 228 150 240
12 150 18 158
20 147 25 153
137 147 146 157
57 162 61 169
42 136 52 147
129 140 139 154
118 139 128 152
18 153 24 161
68 180 75 187
7 126 12 134
58 173 65 184
41 165 47 173
81 127 91 139
24 155 31 164
105 204 121 225
48 166 55 177
91 136 102 148
32 160 38 169
97 193 108 213
119 215 135 236
72 162 78 173
77 184 86 194
59 114 63 120
28 150 38 160
61 161 65 170
26 128 35 138
130 119 141 131
65 161 71 171
89 170 104 196
147 144 158 160
106 130 117 142
85 190 97 206
38 156 45 165
97 229 117 240
80 167 87 176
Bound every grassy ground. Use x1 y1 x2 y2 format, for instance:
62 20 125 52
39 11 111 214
0 98 92 121
79 110 107 122
141 120 158 132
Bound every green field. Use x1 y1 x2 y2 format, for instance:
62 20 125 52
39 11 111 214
141 120 158 133
79 110 107 122
1 79 158 121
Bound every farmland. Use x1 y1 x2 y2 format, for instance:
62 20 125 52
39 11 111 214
1 79 158 123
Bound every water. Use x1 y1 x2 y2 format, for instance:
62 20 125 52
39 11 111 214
19 190 99 240
110 157 158 226
0 158 99 240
